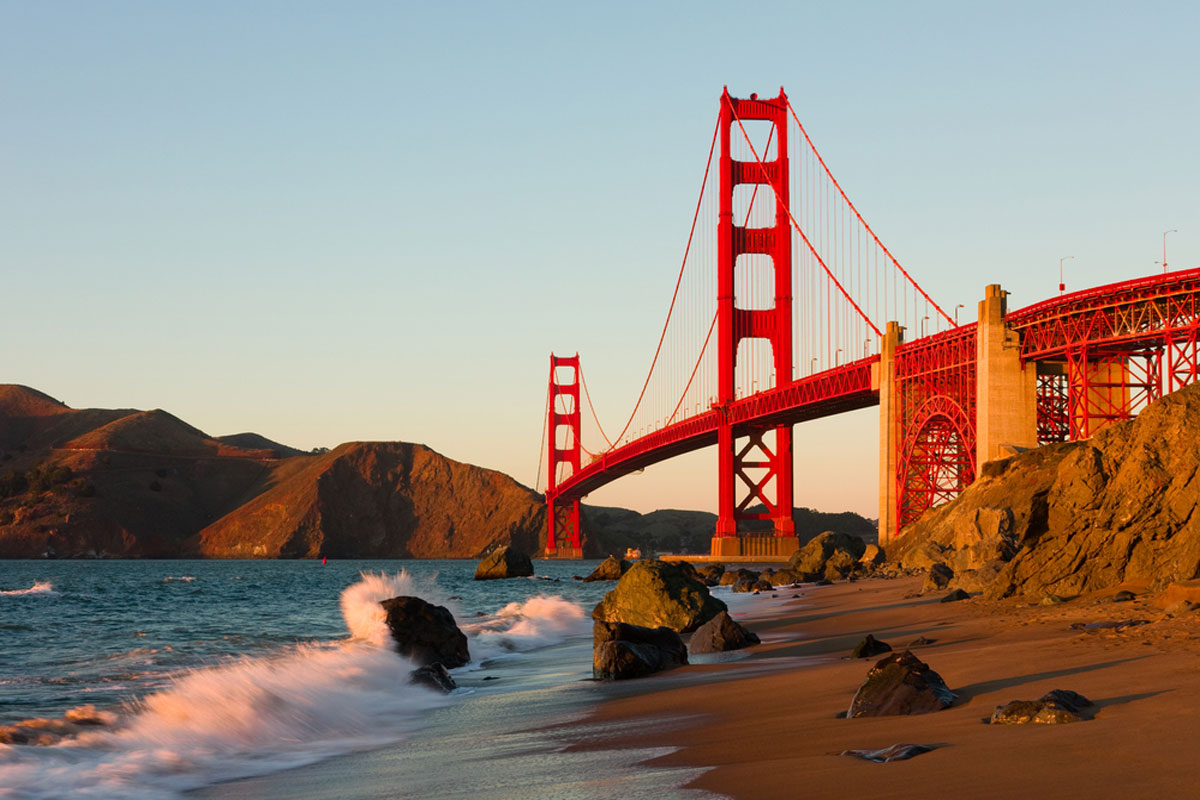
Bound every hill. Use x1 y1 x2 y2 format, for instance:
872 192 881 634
192 442 544 558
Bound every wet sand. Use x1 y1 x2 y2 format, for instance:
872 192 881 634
574 577 1200 799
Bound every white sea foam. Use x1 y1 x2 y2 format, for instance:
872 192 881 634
161 576 195 583
0 580 58 597
0 574 451 800
339 569 458 647
463 595 590 662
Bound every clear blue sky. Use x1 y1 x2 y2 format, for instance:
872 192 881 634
3 1 1197 516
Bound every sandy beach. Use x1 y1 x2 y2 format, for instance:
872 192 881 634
574 576 1200 799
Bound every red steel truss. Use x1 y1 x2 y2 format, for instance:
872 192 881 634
894 325 977 530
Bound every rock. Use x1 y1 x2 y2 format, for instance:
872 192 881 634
941 588 970 603
695 563 725 586
908 636 936 647
720 568 760 586
592 559 727 633
751 578 773 592
850 634 893 659
410 662 457 692
824 550 860 581
1041 594 1067 605
474 545 534 580
593 621 687 680
990 690 1093 725
731 577 757 593
380 595 470 668
841 743 937 762
1108 590 1136 603
789 531 866 575
582 555 631 582
923 563 954 592
859 544 885 568
689 610 760 653
847 651 956 717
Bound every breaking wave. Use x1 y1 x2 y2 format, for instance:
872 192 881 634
0 580 58 597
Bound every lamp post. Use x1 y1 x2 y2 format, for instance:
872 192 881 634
864 338 871 358
1164 229 1178 273
954 303 964 326
1059 256 1074 294
921 315 929 337
810 356 817 376
835 348 843 366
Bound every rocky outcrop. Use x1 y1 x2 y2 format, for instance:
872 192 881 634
582 555 630 582
790 531 866 579
720 568 759 586
923 563 954 592
695 563 725 586
990 690 1093 725
592 559 727 633
593 621 687 680
474 546 534 580
847 651 956 717
380 596 470 668
688 611 760 653
888 383 1200 600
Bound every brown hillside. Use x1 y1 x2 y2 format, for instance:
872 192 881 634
192 442 545 559
888 381 1200 599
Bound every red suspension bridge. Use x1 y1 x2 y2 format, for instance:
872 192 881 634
538 87 1200 559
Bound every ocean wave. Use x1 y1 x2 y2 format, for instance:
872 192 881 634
464 595 590 662
339 570 459 647
0 580 58 597
161 576 195 583
0 573 454 799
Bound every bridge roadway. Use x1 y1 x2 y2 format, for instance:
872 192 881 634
550 268 1200 531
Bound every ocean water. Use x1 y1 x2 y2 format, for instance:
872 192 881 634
0 560 723 800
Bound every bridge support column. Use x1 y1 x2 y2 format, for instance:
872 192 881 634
546 354 584 559
877 321 902 544
976 284 1038 466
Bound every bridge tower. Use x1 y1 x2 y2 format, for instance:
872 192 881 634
713 88 797 557
546 354 582 558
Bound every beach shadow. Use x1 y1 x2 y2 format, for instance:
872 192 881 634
1092 689 1171 711
953 656 1149 704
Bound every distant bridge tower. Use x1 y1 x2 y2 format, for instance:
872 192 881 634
713 88 797 558
546 354 582 557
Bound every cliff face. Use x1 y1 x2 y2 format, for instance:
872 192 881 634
889 381 1200 598
192 442 545 559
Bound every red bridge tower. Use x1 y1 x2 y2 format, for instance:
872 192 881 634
714 88 797 558
545 354 582 557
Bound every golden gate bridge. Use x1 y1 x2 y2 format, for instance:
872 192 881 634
537 87 1200 559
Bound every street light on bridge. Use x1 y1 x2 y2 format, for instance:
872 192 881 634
955 304 964 326
810 356 818 375
1059 256 1074 294
1164 229 1178 273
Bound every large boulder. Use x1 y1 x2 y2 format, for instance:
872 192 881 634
380 596 470 668
474 545 534 580
847 650 956 717
593 621 688 680
790 531 866 576
695 563 726 586
582 555 630 582
689 611 760 654
923 563 954 593
592 559 727 633
850 634 893 659
719 568 759 586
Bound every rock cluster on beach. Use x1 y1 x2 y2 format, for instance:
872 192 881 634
990 689 1094 725
887 382 1200 600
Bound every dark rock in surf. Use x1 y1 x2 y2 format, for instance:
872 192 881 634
474 545 534 580
593 620 688 680
592 559 726 633
410 662 457 692
381 595 470 668
582 555 631 582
